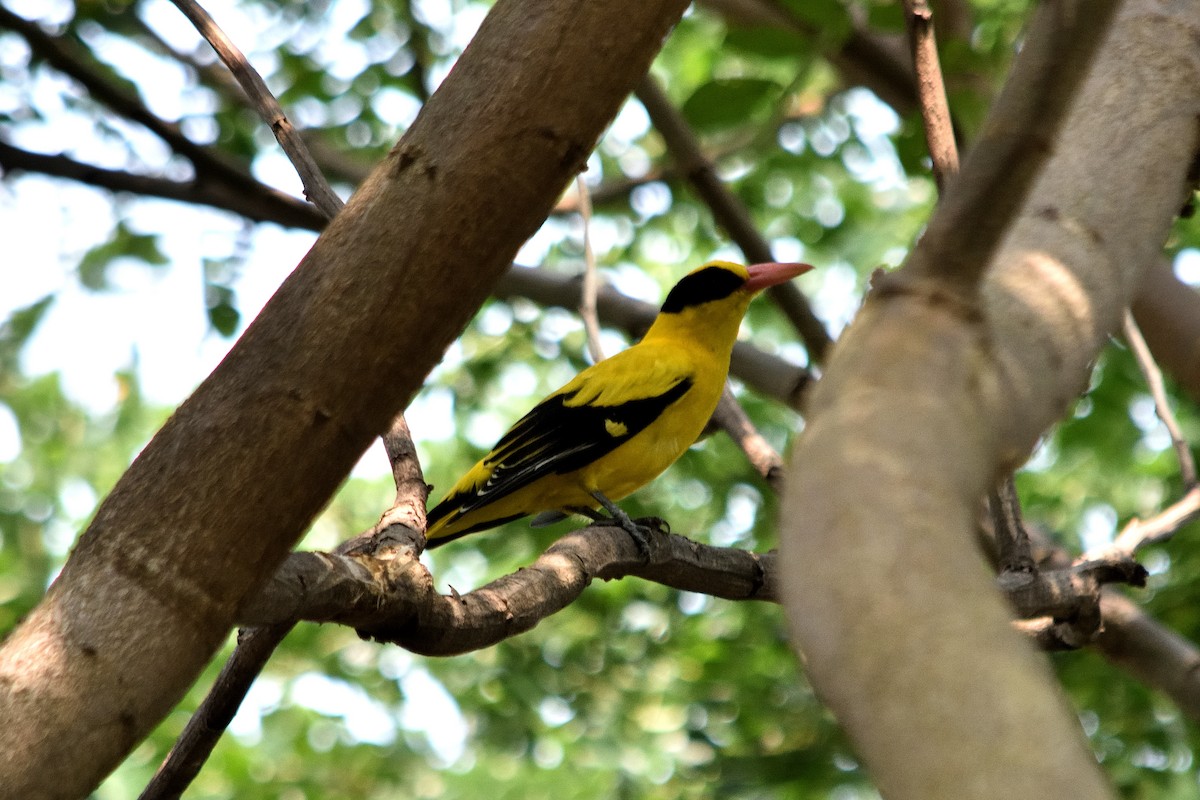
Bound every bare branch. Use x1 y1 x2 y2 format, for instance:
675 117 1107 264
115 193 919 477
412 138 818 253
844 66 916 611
237 523 775 655
0 5 292 212
166 0 345 218
575 176 606 363
712 385 785 493
1123 310 1197 488
1095 590 1200 723
988 476 1035 574
901 0 960 192
1105 485 1200 557
0 141 327 231
137 623 292 800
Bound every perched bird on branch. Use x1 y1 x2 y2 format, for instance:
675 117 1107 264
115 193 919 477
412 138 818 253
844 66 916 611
425 260 813 550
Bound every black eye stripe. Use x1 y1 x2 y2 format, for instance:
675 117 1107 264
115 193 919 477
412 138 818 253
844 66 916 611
660 266 745 313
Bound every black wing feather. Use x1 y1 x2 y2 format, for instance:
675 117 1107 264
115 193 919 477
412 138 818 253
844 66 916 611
451 376 694 517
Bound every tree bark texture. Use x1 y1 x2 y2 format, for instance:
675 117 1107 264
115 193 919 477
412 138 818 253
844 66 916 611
0 0 690 796
781 1 1200 798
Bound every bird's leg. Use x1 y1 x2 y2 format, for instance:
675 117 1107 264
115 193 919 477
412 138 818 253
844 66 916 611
589 491 660 559
569 505 607 522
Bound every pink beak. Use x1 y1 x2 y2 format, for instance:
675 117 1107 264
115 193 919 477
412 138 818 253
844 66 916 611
744 262 814 293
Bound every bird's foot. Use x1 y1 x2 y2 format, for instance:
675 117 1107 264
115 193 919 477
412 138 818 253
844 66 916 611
634 516 670 535
590 492 662 560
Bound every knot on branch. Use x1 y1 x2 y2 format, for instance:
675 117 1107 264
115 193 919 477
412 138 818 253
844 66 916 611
1001 553 1149 650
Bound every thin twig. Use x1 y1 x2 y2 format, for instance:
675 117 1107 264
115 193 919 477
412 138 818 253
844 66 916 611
711 386 785 493
634 75 833 362
1123 310 1197 488
1105 485 1200 558
901 0 960 193
576 175 606 363
988 476 1035 574
166 0 345 218
138 623 294 800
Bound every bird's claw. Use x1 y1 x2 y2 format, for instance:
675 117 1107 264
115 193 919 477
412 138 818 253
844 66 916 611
588 491 665 561
634 515 670 535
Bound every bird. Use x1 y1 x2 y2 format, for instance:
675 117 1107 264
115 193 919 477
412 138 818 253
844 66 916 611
424 259 813 551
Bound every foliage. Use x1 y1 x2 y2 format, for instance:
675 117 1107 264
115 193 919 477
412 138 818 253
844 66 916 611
2 0 1200 797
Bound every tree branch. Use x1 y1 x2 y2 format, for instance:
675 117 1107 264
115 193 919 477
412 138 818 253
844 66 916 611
895 0 1122 298
166 0 345 218
0 141 327 231
574 176 606 363
0 5 296 213
142 413 428 799
782 0 1195 795
236 522 773 655
0 0 694 793
902 0 959 193
1122 310 1197 488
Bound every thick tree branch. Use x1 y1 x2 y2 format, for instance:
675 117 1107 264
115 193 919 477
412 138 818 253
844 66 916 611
782 0 1198 797
0 0 693 794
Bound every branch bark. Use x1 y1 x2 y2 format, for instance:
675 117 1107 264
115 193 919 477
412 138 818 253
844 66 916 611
0 0 691 795
781 0 1199 797
236 524 775 655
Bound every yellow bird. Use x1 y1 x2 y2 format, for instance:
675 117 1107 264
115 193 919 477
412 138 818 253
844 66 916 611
425 260 813 550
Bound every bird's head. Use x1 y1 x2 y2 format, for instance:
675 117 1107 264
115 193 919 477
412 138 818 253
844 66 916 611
659 260 813 315
646 260 814 354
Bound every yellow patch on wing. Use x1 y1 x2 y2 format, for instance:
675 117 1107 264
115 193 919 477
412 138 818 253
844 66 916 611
604 418 628 437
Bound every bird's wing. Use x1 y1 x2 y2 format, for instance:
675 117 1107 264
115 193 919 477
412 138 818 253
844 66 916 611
444 353 696 518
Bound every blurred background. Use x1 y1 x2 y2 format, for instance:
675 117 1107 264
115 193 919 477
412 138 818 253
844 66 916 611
2 0 1200 796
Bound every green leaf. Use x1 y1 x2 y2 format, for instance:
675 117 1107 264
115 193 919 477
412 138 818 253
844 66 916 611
0 296 53 353
205 284 241 336
681 78 781 133
77 223 168 290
